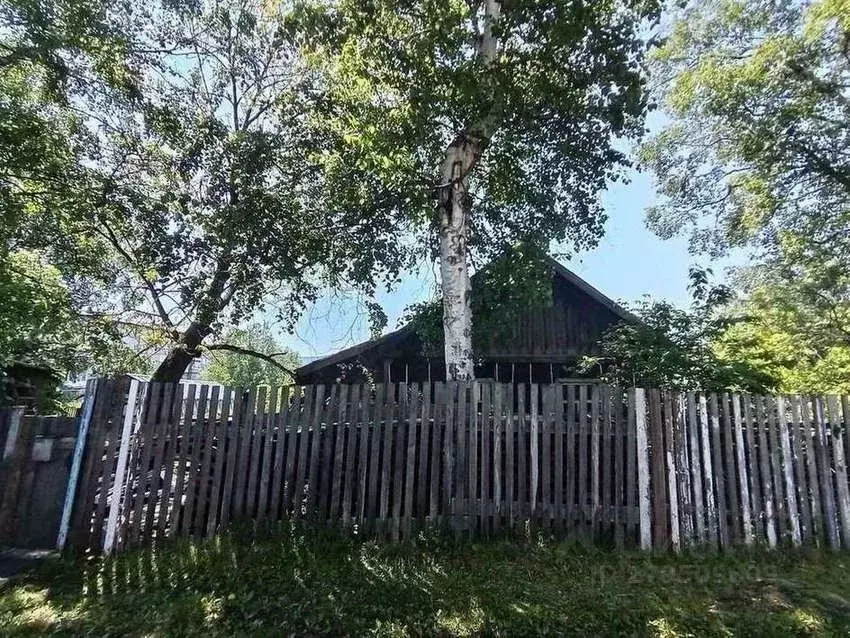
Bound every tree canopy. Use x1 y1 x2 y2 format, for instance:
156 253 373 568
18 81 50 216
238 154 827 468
643 0 850 259
638 0 850 393
295 0 661 378
2 0 417 383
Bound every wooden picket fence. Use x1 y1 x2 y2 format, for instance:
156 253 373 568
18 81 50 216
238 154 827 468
63 378 850 554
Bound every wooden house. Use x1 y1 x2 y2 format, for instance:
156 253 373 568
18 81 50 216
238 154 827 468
295 255 638 385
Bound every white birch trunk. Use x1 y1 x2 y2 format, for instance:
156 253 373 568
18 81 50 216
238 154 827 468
438 0 501 381
439 142 476 380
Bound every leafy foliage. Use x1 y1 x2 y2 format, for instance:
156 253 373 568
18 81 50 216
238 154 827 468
643 0 850 259
3 0 417 382
715 269 850 394
591 263 850 393
296 0 661 255
584 268 773 391
0 250 78 372
586 301 773 392
202 323 300 388
0 249 154 407
640 0 850 393
293 0 661 376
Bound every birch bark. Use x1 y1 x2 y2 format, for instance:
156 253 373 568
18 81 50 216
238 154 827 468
438 0 501 380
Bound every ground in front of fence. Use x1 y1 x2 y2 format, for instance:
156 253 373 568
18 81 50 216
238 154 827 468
2 531 849 636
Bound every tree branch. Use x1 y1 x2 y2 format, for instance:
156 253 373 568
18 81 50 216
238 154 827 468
94 220 177 332
205 343 298 377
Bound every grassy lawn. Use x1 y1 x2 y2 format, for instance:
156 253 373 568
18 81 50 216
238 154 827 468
2 528 850 636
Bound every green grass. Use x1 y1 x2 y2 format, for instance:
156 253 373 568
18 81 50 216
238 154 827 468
2 527 850 636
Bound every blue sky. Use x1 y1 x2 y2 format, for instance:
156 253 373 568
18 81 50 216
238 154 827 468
276 130 741 360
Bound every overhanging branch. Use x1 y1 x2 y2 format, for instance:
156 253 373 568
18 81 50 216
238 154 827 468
205 343 298 377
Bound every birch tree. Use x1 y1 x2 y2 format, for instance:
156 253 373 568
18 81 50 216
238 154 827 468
297 0 660 379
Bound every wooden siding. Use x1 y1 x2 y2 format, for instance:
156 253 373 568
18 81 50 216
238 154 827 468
485 275 622 359
297 270 628 385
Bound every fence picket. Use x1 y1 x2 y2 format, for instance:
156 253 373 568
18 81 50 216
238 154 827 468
789 396 810 543
469 382 480 534
776 397 801 546
634 389 651 550
269 387 291 523
479 383 491 533
282 388 303 518
767 397 787 545
167 384 196 536
185 385 214 537
516 384 526 525
708 394 728 549
339 384 357 529
649 390 667 549
233 388 257 520
206 387 232 536
65 381 850 555
755 396 778 548
699 393 718 549
505 383 515 530
554 383 565 534
307 385 328 521
365 384 383 530
430 382 445 528
416 382 431 526
329 385 348 526
530 383 540 522
129 383 163 545
245 387 267 519
814 397 840 550
743 397 764 543
675 394 694 547
92 381 129 551
291 387 311 518
687 393 705 544
721 393 741 541
663 391 680 552
403 384 419 537
613 387 625 548
493 384 503 532
541 384 552 531
156 384 184 542
145 383 177 542
833 396 850 548
800 398 822 543
392 383 408 539
578 384 588 537
590 384 601 536
195 386 221 532
257 387 279 520
565 385 577 537
353 384 372 528
625 385 637 545
380 383 395 534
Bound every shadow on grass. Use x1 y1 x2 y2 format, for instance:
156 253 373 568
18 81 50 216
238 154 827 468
2 526 850 636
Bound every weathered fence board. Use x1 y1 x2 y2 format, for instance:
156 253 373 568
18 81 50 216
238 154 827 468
58 381 850 555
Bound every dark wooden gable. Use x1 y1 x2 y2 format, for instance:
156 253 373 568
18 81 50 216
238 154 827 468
295 257 636 384
481 267 629 361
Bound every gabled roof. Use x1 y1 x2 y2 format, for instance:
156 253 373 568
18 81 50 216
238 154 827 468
544 256 640 325
295 256 637 377
296 325 414 377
